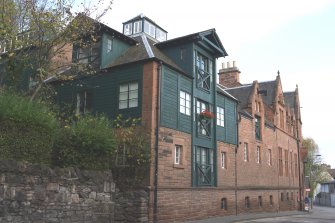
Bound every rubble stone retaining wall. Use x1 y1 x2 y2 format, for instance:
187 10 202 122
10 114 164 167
0 159 148 223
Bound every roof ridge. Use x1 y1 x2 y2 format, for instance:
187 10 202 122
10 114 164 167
141 34 154 58
225 84 252 90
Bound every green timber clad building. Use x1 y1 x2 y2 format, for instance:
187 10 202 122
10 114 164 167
52 14 239 222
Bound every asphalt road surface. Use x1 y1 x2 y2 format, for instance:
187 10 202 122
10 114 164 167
236 206 335 223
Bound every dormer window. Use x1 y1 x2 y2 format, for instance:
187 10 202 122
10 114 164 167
133 21 142 34
124 23 132 35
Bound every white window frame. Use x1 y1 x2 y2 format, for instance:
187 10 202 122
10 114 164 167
180 91 191 116
133 21 142 34
244 143 248 162
124 23 132 35
217 106 225 127
221 152 226 169
175 145 181 165
119 82 138 109
107 38 113 53
268 149 272 166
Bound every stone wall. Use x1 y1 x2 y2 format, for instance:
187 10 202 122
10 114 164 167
0 159 148 223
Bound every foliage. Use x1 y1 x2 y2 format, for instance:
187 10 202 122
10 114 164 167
0 0 113 99
0 92 58 164
111 115 150 188
303 137 333 198
53 114 116 170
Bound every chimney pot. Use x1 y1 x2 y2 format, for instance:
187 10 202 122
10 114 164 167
222 62 226 69
227 61 231 68
233 61 237 68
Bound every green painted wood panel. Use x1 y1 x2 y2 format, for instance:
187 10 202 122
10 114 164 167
225 98 237 145
161 67 178 129
160 66 192 133
100 33 132 69
55 64 143 120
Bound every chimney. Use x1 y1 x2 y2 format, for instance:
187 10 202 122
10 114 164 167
218 61 241 88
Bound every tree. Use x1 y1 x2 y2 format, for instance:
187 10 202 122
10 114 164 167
303 137 332 199
0 0 113 99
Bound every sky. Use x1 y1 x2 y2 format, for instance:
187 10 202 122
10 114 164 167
97 0 335 168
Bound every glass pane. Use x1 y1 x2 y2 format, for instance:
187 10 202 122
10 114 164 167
119 101 127 109
144 21 150 34
185 93 190 101
180 91 185 99
129 82 138 90
180 105 185 114
186 108 190 116
129 99 138 108
120 84 128 92
119 92 128 100
129 90 138 99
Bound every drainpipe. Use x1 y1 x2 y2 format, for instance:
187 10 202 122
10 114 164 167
153 61 162 223
296 127 303 211
235 111 240 216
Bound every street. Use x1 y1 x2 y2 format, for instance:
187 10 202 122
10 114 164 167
236 206 335 223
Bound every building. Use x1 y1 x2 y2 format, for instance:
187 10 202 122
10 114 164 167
315 181 335 207
1 14 305 222
219 63 304 214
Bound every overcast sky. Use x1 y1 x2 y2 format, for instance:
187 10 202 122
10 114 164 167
99 0 335 168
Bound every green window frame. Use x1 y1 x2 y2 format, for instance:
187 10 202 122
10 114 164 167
196 99 213 137
195 52 212 91
76 90 92 115
195 146 214 186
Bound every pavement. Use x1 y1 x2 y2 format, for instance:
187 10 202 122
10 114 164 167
183 209 309 223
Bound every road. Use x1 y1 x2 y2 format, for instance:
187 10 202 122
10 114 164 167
235 206 335 223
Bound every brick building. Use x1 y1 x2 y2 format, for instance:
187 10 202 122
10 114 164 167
219 62 304 214
2 14 305 222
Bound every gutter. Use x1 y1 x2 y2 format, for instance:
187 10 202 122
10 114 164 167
153 61 162 223
235 105 240 216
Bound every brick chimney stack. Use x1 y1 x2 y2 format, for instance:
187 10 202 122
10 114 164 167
218 61 241 88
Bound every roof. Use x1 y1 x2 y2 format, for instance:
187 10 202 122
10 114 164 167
156 29 228 58
258 80 276 106
225 84 252 110
284 91 295 109
216 84 238 102
108 34 187 75
327 169 335 178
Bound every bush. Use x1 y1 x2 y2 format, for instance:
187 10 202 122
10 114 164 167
53 114 116 170
0 92 58 164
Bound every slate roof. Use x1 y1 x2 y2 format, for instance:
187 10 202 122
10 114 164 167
327 169 335 179
284 91 295 109
258 80 276 106
225 85 252 110
123 14 168 33
156 29 228 57
108 34 187 75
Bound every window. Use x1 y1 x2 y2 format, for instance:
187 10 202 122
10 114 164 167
76 91 92 115
133 21 142 34
255 116 261 140
287 192 289 201
255 101 261 112
175 145 182 165
279 108 284 129
195 52 212 91
244 143 249 162
221 198 227 210
156 28 167 41
195 146 214 186
217 106 225 127
119 82 138 109
256 146 261 164
281 193 284 202
180 91 191 116
196 100 212 137
144 20 156 38
245 197 250 209
285 150 289 177
279 147 283 176
270 195 273 206
294 154 298 177
76 42 99 65
290 151 293 177
221 152 227 169
267 149 272 166
258 196 263 207
124 23 132 35
107 38 113 53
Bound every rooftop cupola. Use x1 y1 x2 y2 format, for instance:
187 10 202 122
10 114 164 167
122 14 168 42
